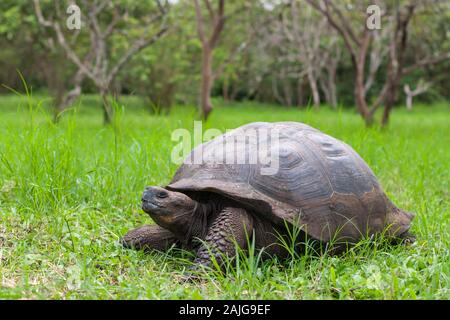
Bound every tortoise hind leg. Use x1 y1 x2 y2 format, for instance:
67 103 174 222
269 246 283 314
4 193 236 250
192 207 253 271
121 224 180 252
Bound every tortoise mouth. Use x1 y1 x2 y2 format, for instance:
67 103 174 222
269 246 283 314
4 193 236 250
141 187 169 213
141 199 165 213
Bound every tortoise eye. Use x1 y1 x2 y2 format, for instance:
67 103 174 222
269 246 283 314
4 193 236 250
157 191 168 199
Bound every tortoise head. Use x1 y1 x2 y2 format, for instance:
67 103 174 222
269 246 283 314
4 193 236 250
141 186 197 239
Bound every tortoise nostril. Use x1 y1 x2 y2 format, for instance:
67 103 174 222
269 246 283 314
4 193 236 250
142 192 150 202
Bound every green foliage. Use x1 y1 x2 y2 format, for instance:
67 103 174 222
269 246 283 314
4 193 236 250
122 1 201 109
0 94 448 299
0 0 449 106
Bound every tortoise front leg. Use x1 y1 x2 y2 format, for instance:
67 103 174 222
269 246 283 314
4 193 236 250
392 230 416 245
121 224 179 252
192 207 253 271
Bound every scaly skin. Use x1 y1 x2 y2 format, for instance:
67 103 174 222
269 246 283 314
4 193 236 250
121 224 179 251
123 186 415 281
193 207 253 269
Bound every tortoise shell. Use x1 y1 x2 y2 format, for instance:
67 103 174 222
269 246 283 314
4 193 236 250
167 122 412 243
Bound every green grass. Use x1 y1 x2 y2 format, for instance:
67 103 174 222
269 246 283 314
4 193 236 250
0 94 449 299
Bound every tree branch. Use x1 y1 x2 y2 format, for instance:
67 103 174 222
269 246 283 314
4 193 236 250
106 26 168 86
209 0 225 48
33 0 95 80
326 0 361 46
305 0 357 63
402 52 450 75
103 5 124 39
194 0 206 43
33 0 52 27
203 0 215 21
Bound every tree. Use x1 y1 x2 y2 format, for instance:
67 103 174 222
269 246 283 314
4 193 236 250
215 6 263 103
319 36 341 109
403 80 430 110
33 0 169 123
282 1 323 107
193 0 226 120
306 0 450 126
0 0 73 116
279 0 342 108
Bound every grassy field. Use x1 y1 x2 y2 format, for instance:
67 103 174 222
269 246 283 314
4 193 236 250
0 94 449 299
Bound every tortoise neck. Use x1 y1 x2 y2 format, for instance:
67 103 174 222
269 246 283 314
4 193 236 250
185 198 228 246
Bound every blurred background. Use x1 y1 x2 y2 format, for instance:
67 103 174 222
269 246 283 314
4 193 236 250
0 0 449 125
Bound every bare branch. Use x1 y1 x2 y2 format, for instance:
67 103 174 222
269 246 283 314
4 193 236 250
33 0 52 27
53 24 96 80
106 26 168 86
370 82 389 111
103 5 123 39
305 0 357 62
364 29 390 95
404 79 431 110
33 0 95 80
203 0 215 20
402 52 450 75
156 0 169 15
214 32 254 80
280 9 294 42
209 0 225 48
404 80 431 96
326 0 361 46
93 0 110 15
194 0 206 43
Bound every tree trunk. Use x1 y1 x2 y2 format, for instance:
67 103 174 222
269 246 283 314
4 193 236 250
283 81 293 107
307 68 320 107
406 94 413 110
272 76 284 105
327 80 338 109
381 50 403 124
101 89 114 124
381 5 416 126
230 83 239 101
281 69 293 107
319 74 338 109
222 76 230 101
354 44 373 126
327 63 338 109
200 46 214 120
296 78 304 106
381 57 403 126
381 81 400 126
54 85 82 122
381 97 393 126
355 84 374 126
53 67 85 123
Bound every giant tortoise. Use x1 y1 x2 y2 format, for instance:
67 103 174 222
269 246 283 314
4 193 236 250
122 122 414 270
